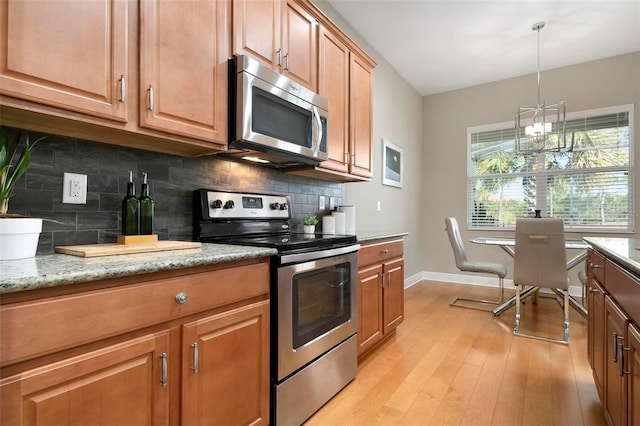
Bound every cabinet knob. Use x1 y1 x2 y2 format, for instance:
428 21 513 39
382 249 389 254
175 292 188 304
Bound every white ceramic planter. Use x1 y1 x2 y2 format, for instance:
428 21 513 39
0 217 43 260
303 225 315 234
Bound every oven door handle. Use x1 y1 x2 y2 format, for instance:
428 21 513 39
280 244 360 264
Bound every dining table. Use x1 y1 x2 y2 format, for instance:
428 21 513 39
469 236 590 316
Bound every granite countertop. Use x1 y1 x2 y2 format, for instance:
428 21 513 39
357 231 408 243
0 243 277 294
583 237 640 275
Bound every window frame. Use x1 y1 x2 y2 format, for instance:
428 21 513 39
467 104 634 233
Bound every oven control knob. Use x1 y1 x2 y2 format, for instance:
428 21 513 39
211 199 223 209
279 202 288 210
270 202 280 210
224 200 235 209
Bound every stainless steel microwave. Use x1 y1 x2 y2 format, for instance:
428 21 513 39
226 55 329 167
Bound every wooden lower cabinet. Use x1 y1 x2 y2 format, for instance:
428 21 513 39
604 296 630 426
0 332 170 425
357 238 404 358
0 260 270 426
630 324 640 426
587 277 607 400
181 301 269 425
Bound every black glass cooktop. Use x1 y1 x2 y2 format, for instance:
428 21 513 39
204 232 357 253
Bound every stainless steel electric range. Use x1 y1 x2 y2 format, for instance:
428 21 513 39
193 189 359 426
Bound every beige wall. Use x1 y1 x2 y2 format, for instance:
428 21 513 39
423 51 640 280
313 0 426 279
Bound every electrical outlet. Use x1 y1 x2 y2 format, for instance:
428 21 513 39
62 172 87 204
376 201 381 212
329 197 336 210
319 196 325 210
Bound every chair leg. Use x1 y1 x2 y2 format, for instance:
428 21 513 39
449 274 505 311
513 286 569 345
514 284 521 334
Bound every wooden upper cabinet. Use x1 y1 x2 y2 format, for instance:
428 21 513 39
318 25 350 174
140 0 229 143
233 0 317 91
0 0 128 121
281 0 317 91
350 54 374 179
233 0 280 69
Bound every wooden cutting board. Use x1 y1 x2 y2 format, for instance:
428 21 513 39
55 241 202 257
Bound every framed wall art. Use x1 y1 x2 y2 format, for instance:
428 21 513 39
382 138 403 188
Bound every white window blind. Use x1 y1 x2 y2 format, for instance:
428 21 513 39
467 105 634 232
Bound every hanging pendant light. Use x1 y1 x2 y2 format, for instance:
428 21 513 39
515 22 570 155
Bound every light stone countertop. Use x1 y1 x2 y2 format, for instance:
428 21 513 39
356 231 408 243
0 243 277 294
583 237 640 276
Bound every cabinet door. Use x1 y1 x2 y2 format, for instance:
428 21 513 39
383 258 405 334
588 278 607 400
0 0 127 121
357 264 384 356
140 0 229 143
604 296 629 426
281 0 318 91
0 332 169 426
233 0 281 68
181 300 269 426
318 25 350 174
349 54 373 178
629 324 640 426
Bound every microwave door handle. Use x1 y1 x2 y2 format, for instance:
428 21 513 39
312 106 323 155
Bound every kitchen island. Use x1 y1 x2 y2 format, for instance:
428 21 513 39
583 237 640 426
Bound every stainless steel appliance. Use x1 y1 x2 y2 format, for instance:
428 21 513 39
193 189 358 426
226 55 329 167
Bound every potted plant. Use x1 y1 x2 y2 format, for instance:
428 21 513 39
0 127 47 260
303 213 318 234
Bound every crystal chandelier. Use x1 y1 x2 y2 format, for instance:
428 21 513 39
515 22 570 155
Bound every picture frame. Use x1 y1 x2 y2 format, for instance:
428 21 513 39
382 138 403 188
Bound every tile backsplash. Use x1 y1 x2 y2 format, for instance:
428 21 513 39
8 128 342 254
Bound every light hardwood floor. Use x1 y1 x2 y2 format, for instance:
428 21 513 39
306 280 606 426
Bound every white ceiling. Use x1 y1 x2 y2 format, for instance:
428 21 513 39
325 0 640 96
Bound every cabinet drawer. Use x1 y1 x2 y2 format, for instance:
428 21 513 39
605 260 640 325
359 239 403 267
588 249 606 284
0 261 269 367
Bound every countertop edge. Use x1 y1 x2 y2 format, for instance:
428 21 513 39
0 244 277 294
357 232 409 243
583 237 640 276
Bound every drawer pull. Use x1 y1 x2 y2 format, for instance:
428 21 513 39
381 249 389 254
612 332 623 362
175 292 188 305
160 353 167 388
618 344 630 376
191 343 199 374
589 262 601 269
148 85 154 111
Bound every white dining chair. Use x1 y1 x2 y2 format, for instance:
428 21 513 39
513 218 570 344
444 217 508 311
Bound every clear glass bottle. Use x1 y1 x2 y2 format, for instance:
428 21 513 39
121 171 140 235
139 172 154 235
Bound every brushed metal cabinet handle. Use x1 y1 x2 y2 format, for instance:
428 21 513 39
148 85 154 111
191 343 199 374
119 74 126 103
160 353 167 388
276 49 282 67
175 292 188 304
619 344 630 376
284 53 289 71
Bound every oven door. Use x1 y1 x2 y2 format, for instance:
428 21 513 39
276 246 358 381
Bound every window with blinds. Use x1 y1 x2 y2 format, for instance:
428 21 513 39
467 104 634 232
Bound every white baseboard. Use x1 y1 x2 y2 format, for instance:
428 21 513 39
404 271 585 298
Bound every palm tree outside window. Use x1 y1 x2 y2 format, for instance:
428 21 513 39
467 104 633 233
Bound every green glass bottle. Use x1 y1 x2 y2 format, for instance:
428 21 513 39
121 171 139 235
139 172 154 235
